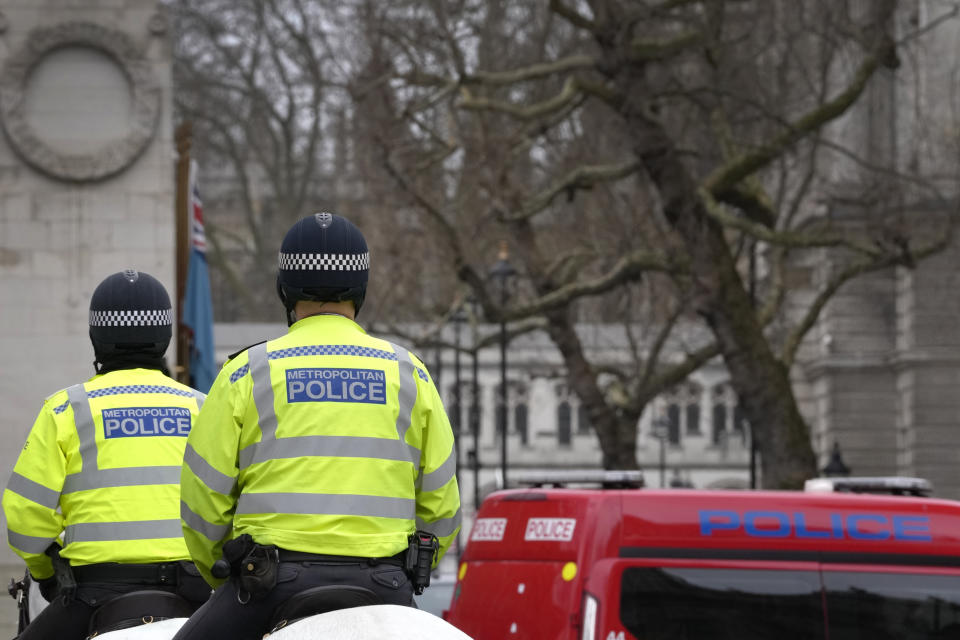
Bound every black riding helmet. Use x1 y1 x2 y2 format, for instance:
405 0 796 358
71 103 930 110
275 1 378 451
276 212 370 325
89 269 173 372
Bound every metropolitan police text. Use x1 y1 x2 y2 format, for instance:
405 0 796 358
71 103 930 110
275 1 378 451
102 407 192 438
286 368 387 404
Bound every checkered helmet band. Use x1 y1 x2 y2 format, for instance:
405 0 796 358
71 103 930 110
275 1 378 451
89 308 173 327
278 252 370 271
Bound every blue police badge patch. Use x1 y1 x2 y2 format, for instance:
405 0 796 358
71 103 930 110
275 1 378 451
286 368 387 404
102 407 192 438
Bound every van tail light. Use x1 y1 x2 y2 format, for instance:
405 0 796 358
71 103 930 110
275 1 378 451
581 592 598 640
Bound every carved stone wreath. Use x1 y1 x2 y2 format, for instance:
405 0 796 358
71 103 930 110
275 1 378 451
0 22 160 182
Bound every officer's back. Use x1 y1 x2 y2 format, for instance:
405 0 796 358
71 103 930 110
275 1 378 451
2 270 209 640
174 213 461 640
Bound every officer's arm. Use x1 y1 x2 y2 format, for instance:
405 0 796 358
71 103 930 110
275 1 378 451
2 401 65 580
180 367 242 586
412 373 462 567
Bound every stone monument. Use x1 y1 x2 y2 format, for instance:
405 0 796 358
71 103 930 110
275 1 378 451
0 0 174 565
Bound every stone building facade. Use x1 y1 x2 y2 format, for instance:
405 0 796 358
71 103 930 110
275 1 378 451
0 0 175 565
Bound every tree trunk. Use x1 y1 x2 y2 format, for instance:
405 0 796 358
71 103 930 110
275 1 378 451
514 222 640 470
615 76 817 487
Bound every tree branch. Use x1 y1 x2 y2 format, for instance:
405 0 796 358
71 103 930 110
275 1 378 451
630 30 703 62
782 232 953 368
462 56 596 85
703 28 896 194
548 0 597 32
507 159 642 221
458 76 583 120
506 249 680 318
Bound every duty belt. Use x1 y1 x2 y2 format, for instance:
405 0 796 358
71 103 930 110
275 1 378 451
72 562 181 586
277 549 406 567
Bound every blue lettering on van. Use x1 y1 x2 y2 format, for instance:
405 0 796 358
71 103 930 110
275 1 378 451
286 368 387 404
102 407 191 438
699 510 932 542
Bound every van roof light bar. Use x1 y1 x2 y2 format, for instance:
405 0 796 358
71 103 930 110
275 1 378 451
509 469 644 489
804 476 933 497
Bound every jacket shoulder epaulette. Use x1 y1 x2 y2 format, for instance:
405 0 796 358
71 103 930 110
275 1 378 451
226 340 266 363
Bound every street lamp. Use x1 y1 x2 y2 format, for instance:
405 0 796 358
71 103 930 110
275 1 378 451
450 305 466 560
489 241 516 489
464 294 481 512
822 441 851 477
652 413 669 488
470 337 480 511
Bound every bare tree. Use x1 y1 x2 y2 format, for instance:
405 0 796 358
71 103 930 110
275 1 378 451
172 0 364 321
171 0 959 487
362 0 958 487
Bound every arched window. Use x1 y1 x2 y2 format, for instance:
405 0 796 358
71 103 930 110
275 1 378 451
515 403 529 445
577 403 591 434
710 383 748 449
558 401 572 446
684 383 702 435
667 404 681 445
712 404 727 445
733 404 748 444
495 383 508 438
686 403 700 436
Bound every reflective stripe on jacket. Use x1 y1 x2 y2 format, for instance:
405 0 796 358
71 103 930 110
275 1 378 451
180 314 461 586
2 368 205 579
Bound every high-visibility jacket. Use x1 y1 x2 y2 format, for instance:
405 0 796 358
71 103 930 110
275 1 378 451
2 368 205 580
180 314 462 585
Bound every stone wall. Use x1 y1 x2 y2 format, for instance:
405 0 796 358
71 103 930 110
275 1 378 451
0 0 174 565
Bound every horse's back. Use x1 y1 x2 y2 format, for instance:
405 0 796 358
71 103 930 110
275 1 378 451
90 605 472 639
270 604 473 639
94 617 187 639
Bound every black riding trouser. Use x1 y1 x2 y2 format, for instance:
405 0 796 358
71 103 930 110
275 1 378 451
172 559 414 640
17 583 207 640
16 563 209 640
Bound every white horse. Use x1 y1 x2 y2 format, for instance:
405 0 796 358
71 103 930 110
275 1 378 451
23 576 472 640
93 605 473 640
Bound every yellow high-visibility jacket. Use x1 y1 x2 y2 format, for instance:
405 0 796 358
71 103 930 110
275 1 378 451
180 314 461 586
2 368 206 580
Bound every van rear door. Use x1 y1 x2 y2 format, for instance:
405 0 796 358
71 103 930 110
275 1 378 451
446 490 615 639
451 558 581 638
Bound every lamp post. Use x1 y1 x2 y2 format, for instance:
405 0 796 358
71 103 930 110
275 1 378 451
822 441 851 477
652 413 669 488
489 241 516 490
464 294 481 512
748 240 759 489
470 335 480 511
451 306 466 560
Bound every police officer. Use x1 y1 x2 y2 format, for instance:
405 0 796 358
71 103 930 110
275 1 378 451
174 212 461 639
2 270 210 639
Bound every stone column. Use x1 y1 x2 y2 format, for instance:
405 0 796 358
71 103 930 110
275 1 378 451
0 1 174 564
894 235 960 498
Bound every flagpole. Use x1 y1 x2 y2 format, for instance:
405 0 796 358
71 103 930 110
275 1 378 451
174 121 192 385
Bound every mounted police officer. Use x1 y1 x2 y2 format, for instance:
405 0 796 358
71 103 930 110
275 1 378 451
174 212 461 639
2 270 210 639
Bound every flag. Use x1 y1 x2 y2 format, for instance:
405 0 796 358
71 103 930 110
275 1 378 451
181 159 216 393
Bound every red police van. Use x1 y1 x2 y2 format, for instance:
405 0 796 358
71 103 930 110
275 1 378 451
444 472 960 639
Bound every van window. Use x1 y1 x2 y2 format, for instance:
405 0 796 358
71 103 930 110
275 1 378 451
620 567 960 640
620 567 824 639
823 571 960 639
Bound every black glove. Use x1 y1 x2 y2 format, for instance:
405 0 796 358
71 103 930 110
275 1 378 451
35 575 58 603
211 534 256 579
